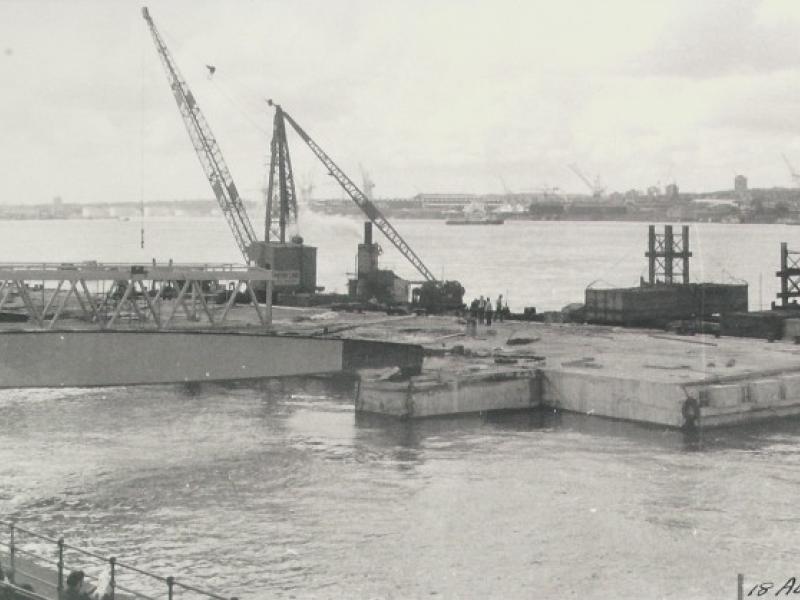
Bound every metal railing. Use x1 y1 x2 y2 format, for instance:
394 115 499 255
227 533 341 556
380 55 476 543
0 520 240 600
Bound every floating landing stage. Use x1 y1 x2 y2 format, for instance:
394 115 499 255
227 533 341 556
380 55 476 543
0 262 422 387
344 316 800 429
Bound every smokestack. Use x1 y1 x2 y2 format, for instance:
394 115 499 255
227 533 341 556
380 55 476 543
364 222 372 245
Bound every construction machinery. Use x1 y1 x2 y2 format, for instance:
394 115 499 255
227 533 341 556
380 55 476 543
272 102 464 312
143 7 461 312
142 7 316 295
584 225 748 328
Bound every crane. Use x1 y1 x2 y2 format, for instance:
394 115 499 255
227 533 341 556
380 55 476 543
568 163 605 197
142 7 257 262
142 8 447 299
782 154 800 187
265 103 298 242
274 102 438 283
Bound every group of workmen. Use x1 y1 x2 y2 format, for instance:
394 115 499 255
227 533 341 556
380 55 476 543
468 294 507 326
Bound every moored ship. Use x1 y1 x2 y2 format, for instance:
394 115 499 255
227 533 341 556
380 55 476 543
445 203 504 225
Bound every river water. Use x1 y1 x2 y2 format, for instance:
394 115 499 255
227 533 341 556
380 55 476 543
3 217 800 599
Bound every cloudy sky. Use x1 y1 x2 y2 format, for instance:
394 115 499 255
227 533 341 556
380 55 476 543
3 0 800 204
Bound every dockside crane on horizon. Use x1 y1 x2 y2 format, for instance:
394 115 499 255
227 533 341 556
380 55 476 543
782 153 800 187
142 7 261 261
568 163 606 197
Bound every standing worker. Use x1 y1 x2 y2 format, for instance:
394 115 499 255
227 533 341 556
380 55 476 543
478 295 486 324
485 294 494 326
470 297 479 322
496 294 504 323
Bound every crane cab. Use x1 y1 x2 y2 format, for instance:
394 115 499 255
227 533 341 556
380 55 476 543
247 240 317 296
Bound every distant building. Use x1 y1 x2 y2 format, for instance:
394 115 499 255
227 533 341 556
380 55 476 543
734 174 748 195
665 183 679 199
412 193 484 211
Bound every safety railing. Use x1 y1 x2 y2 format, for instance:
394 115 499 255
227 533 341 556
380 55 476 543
0 520 240 600
0 580 48 600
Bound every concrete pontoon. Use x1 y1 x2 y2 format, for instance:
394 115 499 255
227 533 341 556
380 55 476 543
344 315 800 429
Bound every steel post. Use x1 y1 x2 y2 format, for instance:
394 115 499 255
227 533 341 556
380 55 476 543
109 556 116 600
781 242 789 307
57 537 64 597
664 225 674 284
682 225 690 284
265 280 273 325
8 522 15 584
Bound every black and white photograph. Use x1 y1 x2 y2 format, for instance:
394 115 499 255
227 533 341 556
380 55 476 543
2 1 800 598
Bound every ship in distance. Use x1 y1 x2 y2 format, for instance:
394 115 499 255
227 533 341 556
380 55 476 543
445 202 504 225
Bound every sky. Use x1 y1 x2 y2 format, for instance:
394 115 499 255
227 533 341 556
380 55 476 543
3 0 800 204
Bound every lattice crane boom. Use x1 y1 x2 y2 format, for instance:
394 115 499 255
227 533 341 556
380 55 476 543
782 153 800 186
278 105 437 282
265 104 298 243
142 7 257 261
568 163 605 197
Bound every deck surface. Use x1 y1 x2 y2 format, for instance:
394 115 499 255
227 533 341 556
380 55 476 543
5 304 800 403
294 312 800 386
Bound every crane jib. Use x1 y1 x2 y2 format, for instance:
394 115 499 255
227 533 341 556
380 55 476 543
280 109 437 282
143 7 257 263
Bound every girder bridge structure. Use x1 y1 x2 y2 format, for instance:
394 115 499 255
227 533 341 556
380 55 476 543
0 262 271 330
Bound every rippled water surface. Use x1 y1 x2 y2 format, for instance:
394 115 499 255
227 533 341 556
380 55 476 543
4 219 800 598
4 380 800 599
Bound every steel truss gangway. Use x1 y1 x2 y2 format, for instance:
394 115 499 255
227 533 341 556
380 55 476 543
0 262 272 330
